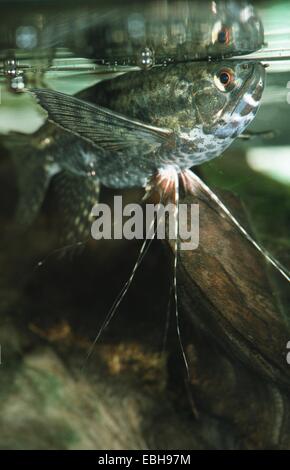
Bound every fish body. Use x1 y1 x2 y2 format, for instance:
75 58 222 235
33 60 265 188
4 60 265 240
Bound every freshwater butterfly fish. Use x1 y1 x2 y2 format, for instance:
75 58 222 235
29 60 290 284
31 60 264 188
5 59 290 378
4 60 265 244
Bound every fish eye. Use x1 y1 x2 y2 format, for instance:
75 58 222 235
219 71 231 85
214 68 235 92
217 27 230 45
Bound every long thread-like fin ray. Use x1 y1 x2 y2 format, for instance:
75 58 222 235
35 241 86 271
184 169 290 283
162 286 172 354
82 215 158 370
172 171 190 380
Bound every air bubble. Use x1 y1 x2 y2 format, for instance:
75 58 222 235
3 58 17 77
137 47 155 70
10 75 25 92
3 58 25 92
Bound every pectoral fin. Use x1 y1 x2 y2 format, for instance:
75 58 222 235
30 88 174 156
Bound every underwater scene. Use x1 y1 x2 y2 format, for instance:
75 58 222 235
0 0 290 452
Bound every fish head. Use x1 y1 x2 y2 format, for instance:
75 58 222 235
189 60 265 140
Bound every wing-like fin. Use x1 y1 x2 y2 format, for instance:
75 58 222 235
30 88 174 154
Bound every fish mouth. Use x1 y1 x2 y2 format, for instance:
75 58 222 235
225 62 265 119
